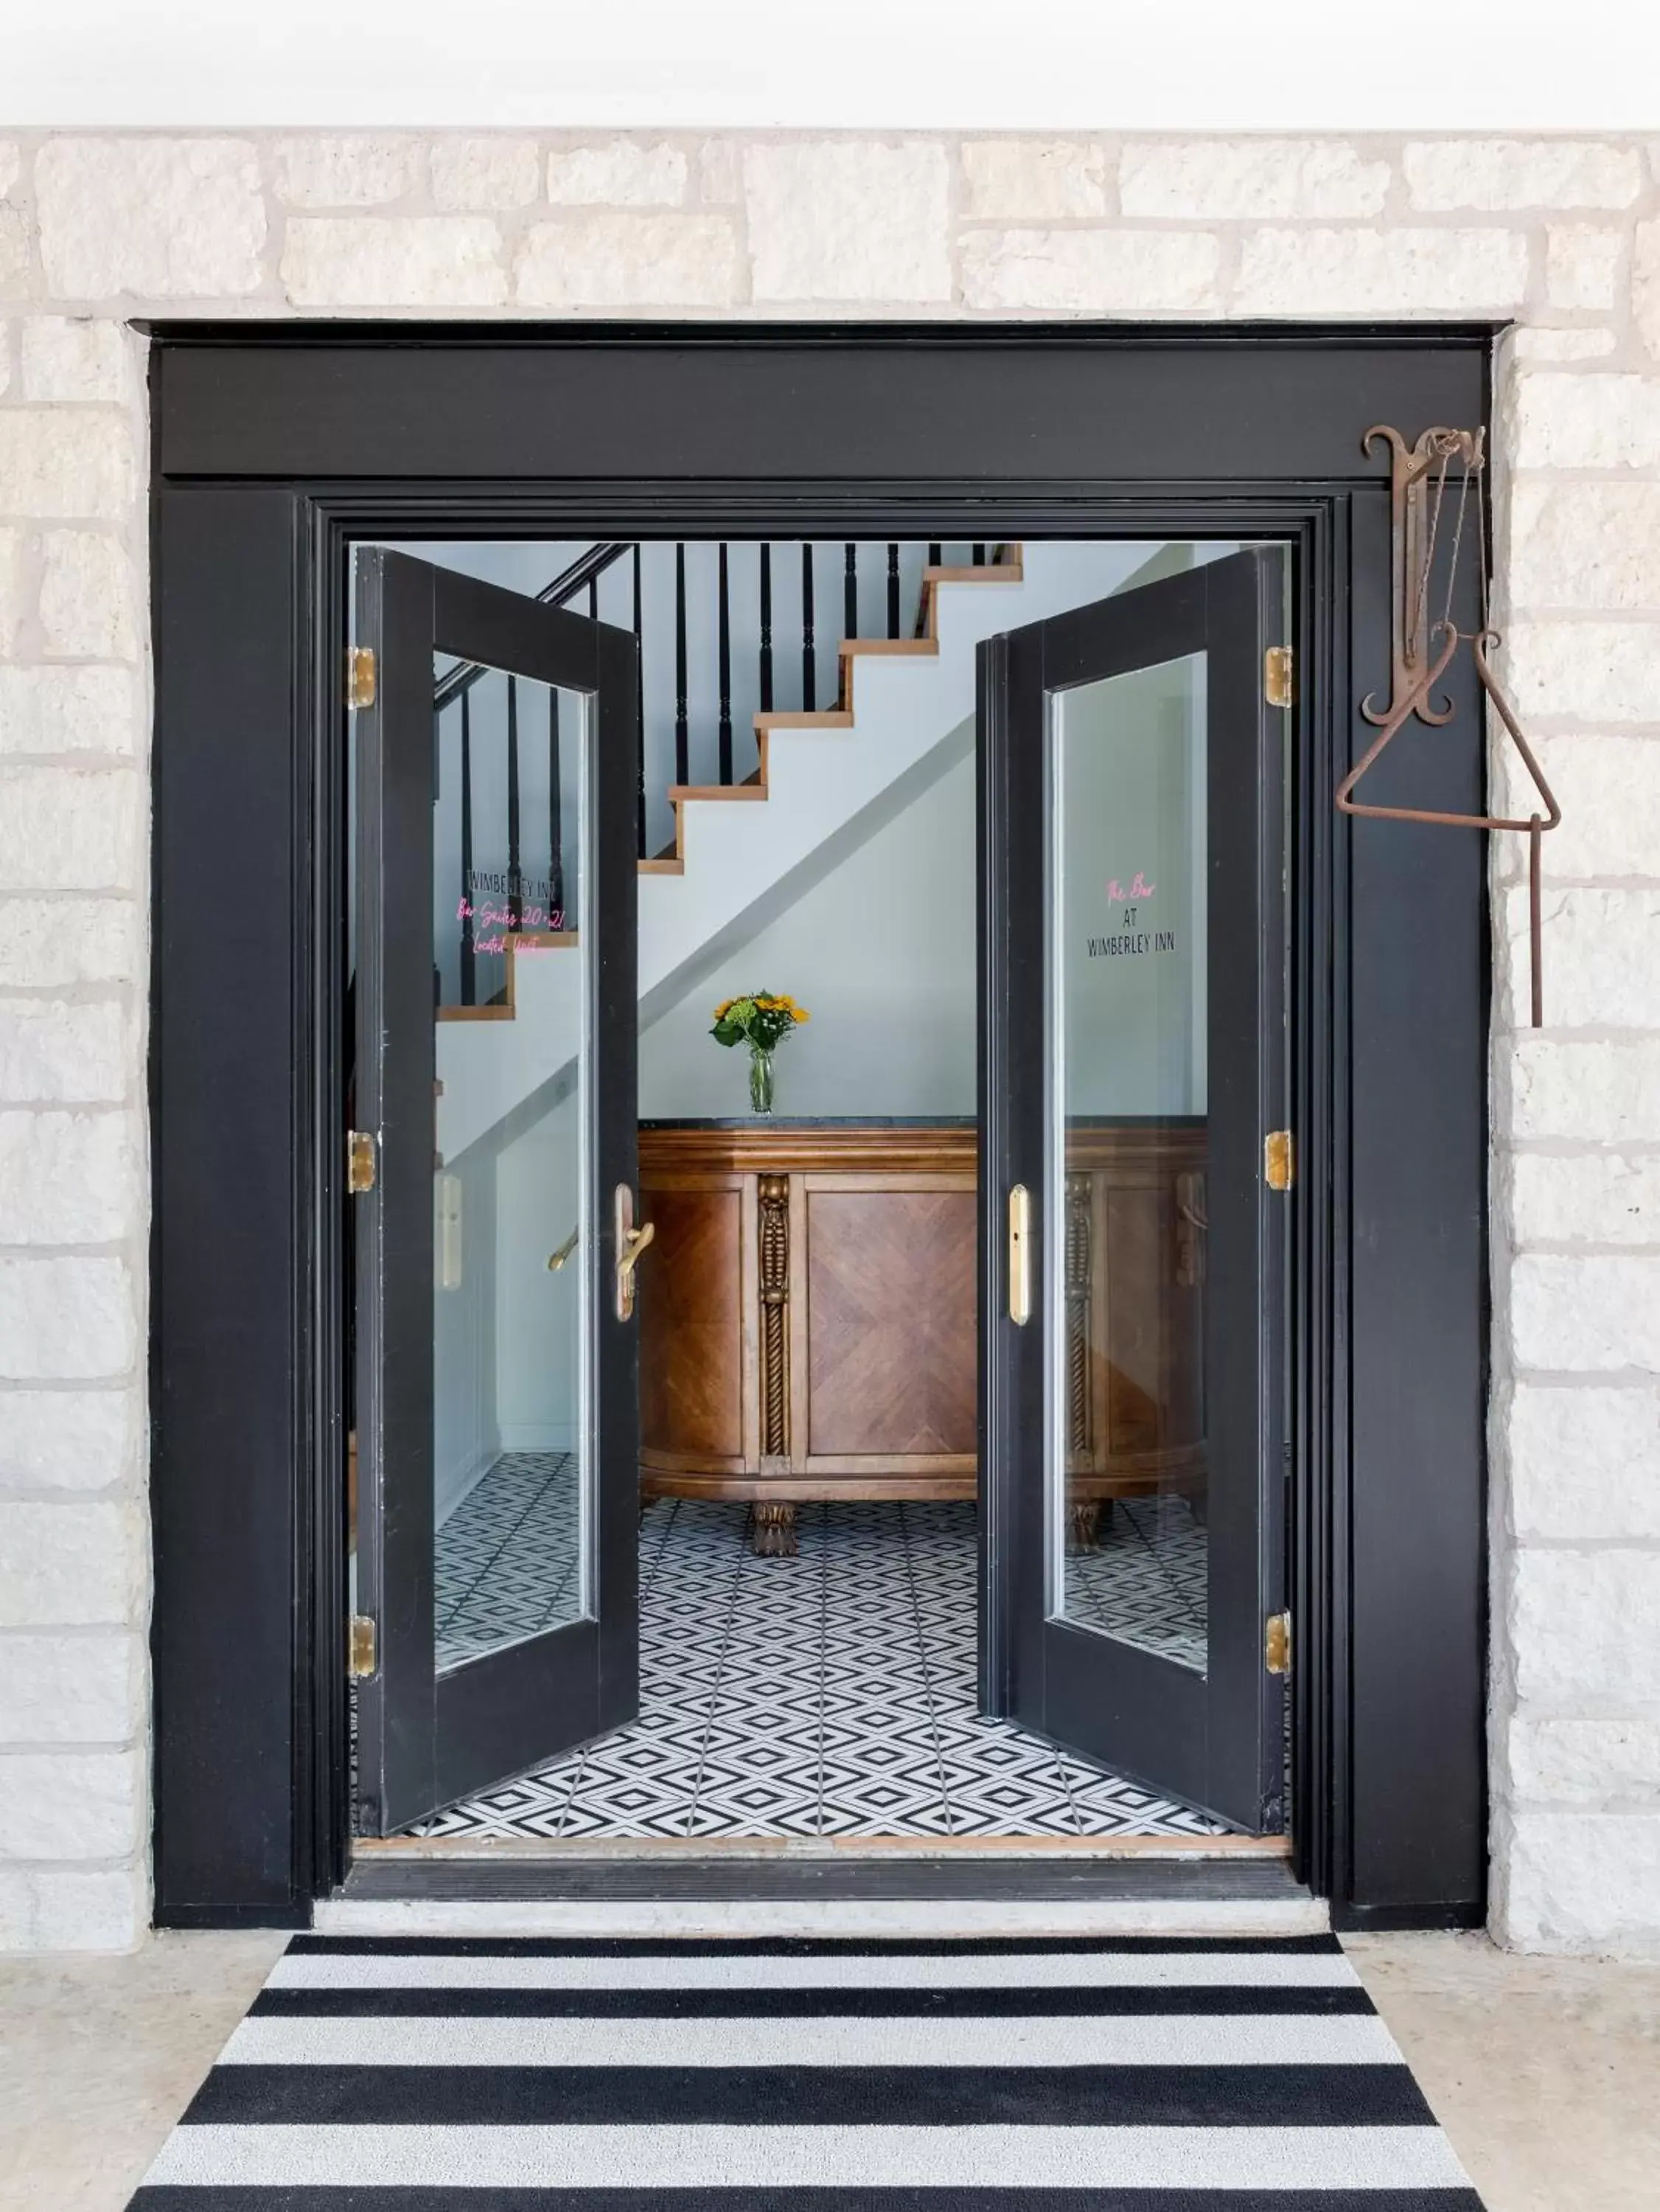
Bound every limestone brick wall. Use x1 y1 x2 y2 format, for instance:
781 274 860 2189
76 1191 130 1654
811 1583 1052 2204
0 130 1656 1954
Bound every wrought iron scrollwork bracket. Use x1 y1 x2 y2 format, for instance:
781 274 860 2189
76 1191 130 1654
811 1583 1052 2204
1340 423 1561 1028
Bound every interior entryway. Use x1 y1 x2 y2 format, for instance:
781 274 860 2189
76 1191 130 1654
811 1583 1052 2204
347 532 1289 1851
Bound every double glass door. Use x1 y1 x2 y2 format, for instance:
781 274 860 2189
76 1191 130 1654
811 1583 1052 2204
352 543 1288 1839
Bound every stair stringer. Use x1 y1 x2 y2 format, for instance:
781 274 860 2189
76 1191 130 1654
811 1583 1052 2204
438 540 1159 1164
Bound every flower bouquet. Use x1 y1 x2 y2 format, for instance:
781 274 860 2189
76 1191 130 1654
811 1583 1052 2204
710 990 810 1116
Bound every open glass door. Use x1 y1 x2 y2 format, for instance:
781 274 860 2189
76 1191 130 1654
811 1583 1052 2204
352 549 643 1835
980 548 1289 1834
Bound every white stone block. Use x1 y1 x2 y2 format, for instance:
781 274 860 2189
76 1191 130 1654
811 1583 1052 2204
1404 139 1641 211
1507 1150 1660 1248
0 1496 144 1623
1235 227 1529 316
0 667 136 759
1544 225 1624 311
1504 1710 1660 1805
0 1110 140 1243
0 146 18 201
1502 621 1660 727
1510 1253 1660 1374
0 208 29 296
0 899 138 989
0 768 139 892
545 142 688 206
959 229 1220 314
515 214 738 310
0 1256 137 1381
1636 221 1660 359
273 136 422 206
0 412 134 521
35 139 265 298
19 319 134 404
961 139 1109 220
1490 733 1660 880
0 1747 143 1860
0 1000 127 1104
1512 372 1660 470
0 1387 134 1491
1504 1382 1660 1541
281 219 507 309
1495 1809 1660 1954
1120 139 1389 219
429 138 540 210
38 532 139 661
0 1863 144 1952
697 139 741 206
0 530 25 661
1507 1548 1660 1700
1499 886 1660 1029
1510 481 1660 611
1500 1037 1660 1145
1511 327 1617 362
744 142 950 305
0 1632 142 1744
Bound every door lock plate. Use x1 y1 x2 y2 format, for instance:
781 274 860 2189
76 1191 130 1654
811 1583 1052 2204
1008 1183 1032 1326
347 1129 377 1194
1265 1610 1291 1676
1263 1130 1294 1192
348 1614 377 1679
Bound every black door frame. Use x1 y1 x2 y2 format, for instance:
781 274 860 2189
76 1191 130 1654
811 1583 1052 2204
148 324 1491 1930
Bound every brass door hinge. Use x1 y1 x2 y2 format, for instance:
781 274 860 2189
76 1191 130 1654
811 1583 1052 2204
347 1128 377 1194
346 647 377 710
1265 1610 1291 1676
1264 645 1294 709
1263 1130 1294 1192
348 1613 377 1678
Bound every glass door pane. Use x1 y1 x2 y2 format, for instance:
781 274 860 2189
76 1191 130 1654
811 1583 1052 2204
430 663 592 1673
1048 651 1209 1675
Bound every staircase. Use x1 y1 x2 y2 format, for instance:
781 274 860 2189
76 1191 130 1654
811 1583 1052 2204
432 538 1157 1165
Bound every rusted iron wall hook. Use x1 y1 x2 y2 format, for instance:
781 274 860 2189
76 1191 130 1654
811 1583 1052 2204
1339 425 1561 1028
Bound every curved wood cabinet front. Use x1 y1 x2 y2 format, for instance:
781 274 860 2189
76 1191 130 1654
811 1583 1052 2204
638 1121 1207 1557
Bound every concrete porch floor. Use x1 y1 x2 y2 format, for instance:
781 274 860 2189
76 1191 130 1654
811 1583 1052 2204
1 1930 1656 2209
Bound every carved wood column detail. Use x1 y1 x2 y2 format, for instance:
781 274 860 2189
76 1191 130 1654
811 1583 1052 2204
758 1172 791 1460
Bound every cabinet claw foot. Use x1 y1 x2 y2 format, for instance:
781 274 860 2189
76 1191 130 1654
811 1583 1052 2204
750 1501 798 1557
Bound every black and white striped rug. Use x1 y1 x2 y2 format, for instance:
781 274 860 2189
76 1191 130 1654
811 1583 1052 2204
129 1933 1485 2206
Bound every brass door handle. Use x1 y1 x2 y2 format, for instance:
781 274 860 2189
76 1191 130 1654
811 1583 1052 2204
1008 1183 1032 1326
546 1226 579 1273
613 1183 655 1321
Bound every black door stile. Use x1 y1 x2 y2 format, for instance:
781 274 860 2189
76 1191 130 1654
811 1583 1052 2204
980 549 1289 1834
352 549 641 1834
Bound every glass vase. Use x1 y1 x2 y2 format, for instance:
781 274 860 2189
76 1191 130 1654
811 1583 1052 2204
747 1046 775 1117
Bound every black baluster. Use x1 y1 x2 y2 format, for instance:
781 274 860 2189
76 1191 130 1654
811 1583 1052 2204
844 542 857 640
458 689 475 1007
887 543 900 639
633 544 646 856
758 543 773 714
674 543 689 788
587 576 598 619
801 545 815 712
548 689 564 925
506 675 523 931
927 542 942 568
717 542 733 787
973 543 986 566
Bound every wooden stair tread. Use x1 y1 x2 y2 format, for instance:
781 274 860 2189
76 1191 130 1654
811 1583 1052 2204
753 709 854 731
839 637 938 658
638 856 685 874
670 782 769 803
923 563 1024 585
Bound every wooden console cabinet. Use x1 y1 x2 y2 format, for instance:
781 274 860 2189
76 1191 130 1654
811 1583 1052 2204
638 1120 1207 1555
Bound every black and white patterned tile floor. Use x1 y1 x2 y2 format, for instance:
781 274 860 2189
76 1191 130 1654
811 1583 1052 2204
412 1484 1229 1843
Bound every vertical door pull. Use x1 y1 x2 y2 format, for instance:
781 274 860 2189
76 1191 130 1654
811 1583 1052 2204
1008 1183 1032 1326
614 1183 656 1321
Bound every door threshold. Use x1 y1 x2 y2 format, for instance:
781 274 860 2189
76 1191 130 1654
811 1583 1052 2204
355 1833 1291 1863
322 1848 1322 1939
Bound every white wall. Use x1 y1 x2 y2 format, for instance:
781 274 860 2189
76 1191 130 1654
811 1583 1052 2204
640 729 977 1119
